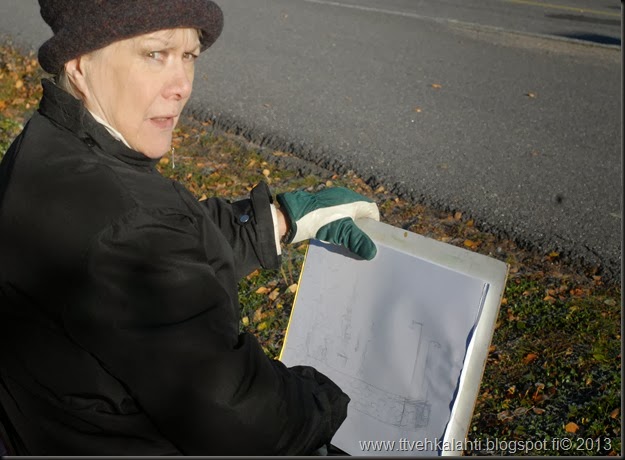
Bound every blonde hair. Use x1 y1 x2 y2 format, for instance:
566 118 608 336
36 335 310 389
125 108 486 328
54 68 81 99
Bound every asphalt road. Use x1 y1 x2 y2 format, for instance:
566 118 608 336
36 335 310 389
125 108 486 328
0 0 621 279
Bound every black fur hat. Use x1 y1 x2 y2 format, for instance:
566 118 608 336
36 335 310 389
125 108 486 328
38 0 224 74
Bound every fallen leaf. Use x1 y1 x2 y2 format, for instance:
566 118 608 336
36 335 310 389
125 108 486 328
257 321 268 331
255 286 270 295
14 79 23 89
268 288 280 301
454 211 462 220
526 92 537 98
523 353 539 365
610 408 620 419
532 407 545 415
287 284 298 293
199 194 207 201
253 307 263 322
464 240 479 249
565 422 579 433
513 407 529 416
543 295 556 303
159 157 170 165
431 83 442 89
262 169 271 177
414 107 422 113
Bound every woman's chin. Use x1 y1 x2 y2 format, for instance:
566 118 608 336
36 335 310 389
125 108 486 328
134 137 172 159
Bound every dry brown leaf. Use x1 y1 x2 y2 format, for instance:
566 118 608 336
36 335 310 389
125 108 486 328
414 107 422 113
454 211 462 220
543 295 556 303
253 307 263 322
526 92 537 98
287 284 298 294
262 169 271 177
610 408 620 419
255 286 270 295
431 83 442 89
14 79 23 89
565 422 579 433
532 407 545 415
523 353 538 365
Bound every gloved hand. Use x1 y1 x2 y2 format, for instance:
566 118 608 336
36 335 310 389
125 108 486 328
276 187 380 260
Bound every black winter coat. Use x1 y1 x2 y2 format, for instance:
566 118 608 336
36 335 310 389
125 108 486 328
0 80 349 455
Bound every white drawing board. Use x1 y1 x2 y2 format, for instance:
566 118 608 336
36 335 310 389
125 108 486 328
279 218 508 456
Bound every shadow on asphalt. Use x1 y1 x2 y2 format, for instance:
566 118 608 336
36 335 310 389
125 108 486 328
557 32 621 46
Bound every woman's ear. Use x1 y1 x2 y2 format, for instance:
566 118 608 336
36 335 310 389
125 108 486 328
64 56 89 99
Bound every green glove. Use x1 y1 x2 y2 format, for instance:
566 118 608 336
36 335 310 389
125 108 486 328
276 187 380 260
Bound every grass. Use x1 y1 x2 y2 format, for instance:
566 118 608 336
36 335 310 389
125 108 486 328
0 43 621 456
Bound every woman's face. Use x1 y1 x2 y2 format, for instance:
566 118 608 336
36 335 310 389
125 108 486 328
69 28 201 158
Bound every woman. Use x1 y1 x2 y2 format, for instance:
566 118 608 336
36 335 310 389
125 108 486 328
0 0 380 455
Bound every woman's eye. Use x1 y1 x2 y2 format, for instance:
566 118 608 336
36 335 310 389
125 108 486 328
183 52 199 61
147 51 164 60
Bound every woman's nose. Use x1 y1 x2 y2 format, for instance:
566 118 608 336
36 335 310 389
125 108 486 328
164 61 194 100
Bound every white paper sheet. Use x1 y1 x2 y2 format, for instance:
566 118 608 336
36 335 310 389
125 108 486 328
280 219 508 456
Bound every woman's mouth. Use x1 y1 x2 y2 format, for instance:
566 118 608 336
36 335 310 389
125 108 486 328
149 116 175 130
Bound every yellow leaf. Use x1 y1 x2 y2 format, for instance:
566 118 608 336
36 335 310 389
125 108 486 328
325 180 333 187
507 385 516 395
199 194 207 201
287 284 298 293
255 287 269 295
14 79 23 89
431 83 442 89
464 240 479 249
241 316 249 326
262 169 271 177
413 107 422 113
268 288 280 301
565 422 579 433
257 322 268 331
253 308 263 322
159 157 170 165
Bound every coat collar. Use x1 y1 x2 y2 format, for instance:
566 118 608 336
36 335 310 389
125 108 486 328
38 79 160 169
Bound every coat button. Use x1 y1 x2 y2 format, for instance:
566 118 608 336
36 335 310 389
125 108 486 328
239 214 250 223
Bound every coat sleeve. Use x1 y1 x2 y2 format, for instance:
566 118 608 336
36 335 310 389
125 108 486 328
197 181 280 278
64 206 349 455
